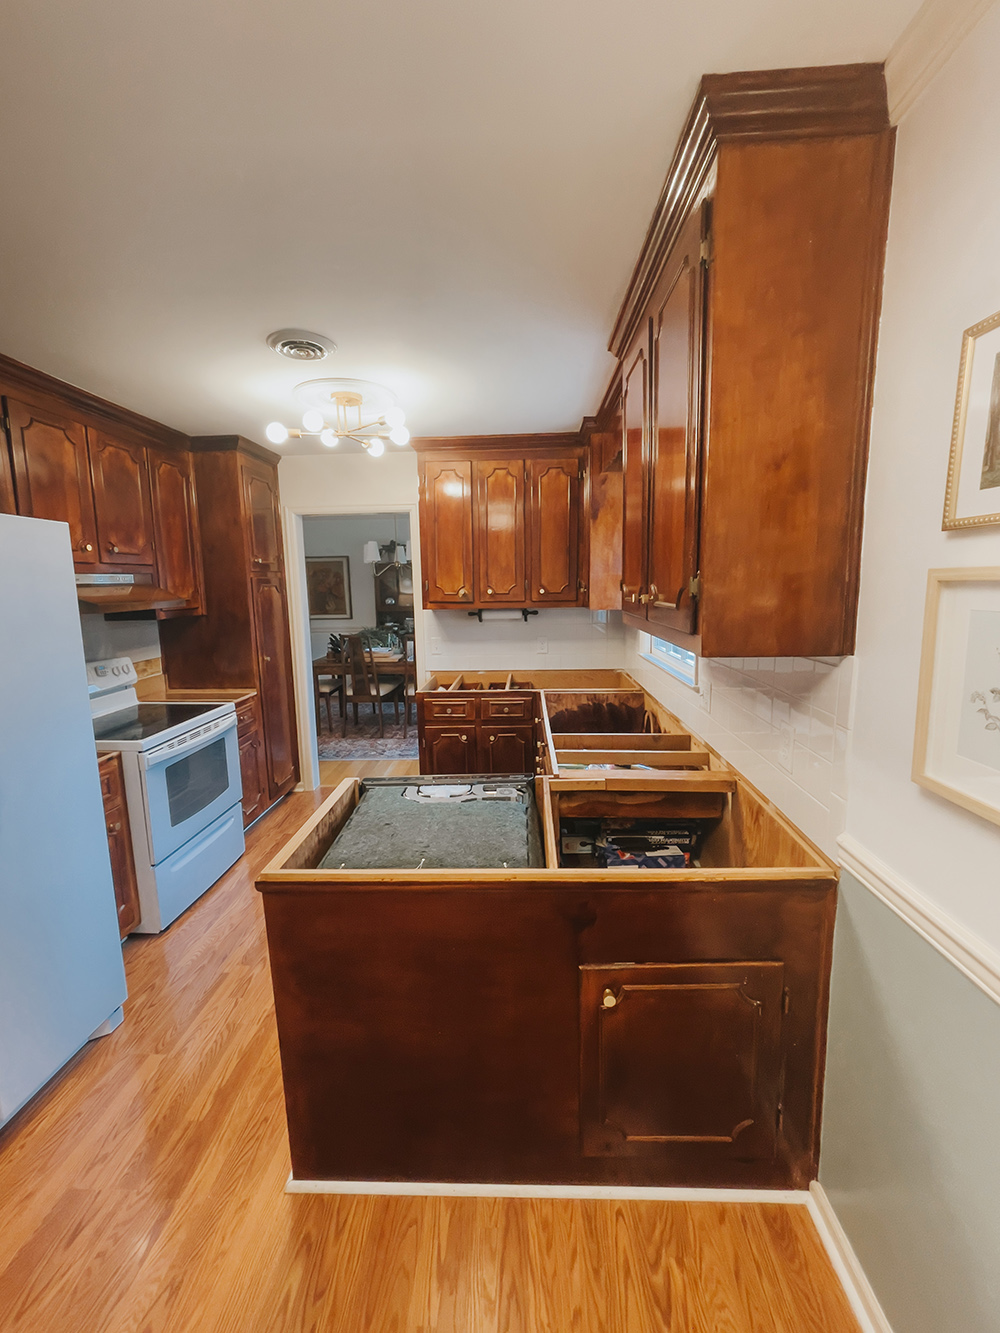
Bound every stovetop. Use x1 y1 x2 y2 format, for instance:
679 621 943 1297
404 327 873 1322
92 702 220 744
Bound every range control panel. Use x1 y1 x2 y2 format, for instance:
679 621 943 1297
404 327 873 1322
86 656 138 694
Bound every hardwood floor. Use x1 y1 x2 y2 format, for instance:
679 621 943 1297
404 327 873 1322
0 773 859 1333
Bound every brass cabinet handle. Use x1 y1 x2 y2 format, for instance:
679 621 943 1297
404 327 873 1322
263 655 271 663
649 583 658 598
107 821 121 833
459 586 468 597
638 591 652 604
602 988 618 1009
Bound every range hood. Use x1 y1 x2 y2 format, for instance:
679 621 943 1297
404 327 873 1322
75 573 186 612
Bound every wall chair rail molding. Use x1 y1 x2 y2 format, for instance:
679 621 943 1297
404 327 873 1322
837 833 1000 1008
806 1183 895 1333
885 0 999 123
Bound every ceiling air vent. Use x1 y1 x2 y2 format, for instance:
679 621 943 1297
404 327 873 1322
266 328 337 361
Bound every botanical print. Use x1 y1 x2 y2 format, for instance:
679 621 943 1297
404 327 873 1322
957 609 1000 768
980 352 1000 490
306 557 351 618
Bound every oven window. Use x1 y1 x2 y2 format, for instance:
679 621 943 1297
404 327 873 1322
165 737 230 826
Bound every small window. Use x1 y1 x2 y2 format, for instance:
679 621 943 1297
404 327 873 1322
640 633 698 688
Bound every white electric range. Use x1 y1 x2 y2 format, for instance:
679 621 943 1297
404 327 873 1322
88 657 245 933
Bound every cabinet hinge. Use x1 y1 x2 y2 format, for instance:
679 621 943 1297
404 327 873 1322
1 415 9 433
699 237 711 266
776 1102 784 1132
782 988 790 1015
688 575 701 599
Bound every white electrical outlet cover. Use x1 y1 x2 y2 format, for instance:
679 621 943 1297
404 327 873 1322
536 638 548 654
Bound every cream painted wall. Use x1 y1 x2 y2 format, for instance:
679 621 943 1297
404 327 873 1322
847 1 1000 955
302 513 411 657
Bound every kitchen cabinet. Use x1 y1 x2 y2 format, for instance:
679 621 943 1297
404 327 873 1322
236 696 267 826
417 678 543 775
5 397 99 563
526 456 582 604
419 458 474 603
609 64 895 657
98 752 140 938
252 574 298 800
477 724 535 773
474 458 525 603
88 429 155 566
417 436 587 611
420 725 478 774
147 447 203 612
159 437 299 816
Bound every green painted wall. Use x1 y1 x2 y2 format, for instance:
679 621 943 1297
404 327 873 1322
820 872 1000 1332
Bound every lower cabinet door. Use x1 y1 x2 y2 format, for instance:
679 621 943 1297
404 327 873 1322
420 725 478 774
580 961 785 1161
478 724 535 774
105 802 141 937
239 730 267 826
251 575 298 799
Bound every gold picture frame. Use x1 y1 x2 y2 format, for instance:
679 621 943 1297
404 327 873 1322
943 309 1000 529
913 567 1000 827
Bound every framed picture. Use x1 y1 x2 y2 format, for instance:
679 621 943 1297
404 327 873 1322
306 556 352 619
943 309 1000 528
913 568 1000 826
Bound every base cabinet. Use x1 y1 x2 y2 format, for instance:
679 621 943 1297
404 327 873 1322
236 696 267 827
98 753 140 938
418 691 541 775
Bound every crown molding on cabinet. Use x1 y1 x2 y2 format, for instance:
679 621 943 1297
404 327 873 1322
410 432 582 456
608 64 890 358
838 832 1000 1009
885 0 998 123
0 350 190 453
189 434 282 465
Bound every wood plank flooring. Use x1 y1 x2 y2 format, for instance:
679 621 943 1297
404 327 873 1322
0 769 860 1333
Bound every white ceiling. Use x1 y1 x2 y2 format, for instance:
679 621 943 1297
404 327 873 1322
0 0 921 451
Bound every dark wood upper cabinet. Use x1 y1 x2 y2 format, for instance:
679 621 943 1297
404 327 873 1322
526 456 581 604
417 437 586 610
5 397 99 563
88 429 155 565
474 459 525 603
148 447 203 612
252 574 297 799
620 342 648 615
646 205 706 636
419 458 474 603
609 64 895 657
241 459 282 572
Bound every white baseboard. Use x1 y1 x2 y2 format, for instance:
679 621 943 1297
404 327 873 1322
807 1182 894 1333
285 1176 809 1203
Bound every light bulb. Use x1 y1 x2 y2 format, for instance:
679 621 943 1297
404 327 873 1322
320 429 339 448
301 409 325 433
383 406 405 429
265 421 289 445
389 426 410 446
367 438 385 457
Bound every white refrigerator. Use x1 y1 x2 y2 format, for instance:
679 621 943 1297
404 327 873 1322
0 513 128 1127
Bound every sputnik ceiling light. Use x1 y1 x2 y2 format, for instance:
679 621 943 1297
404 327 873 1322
264 377 410 456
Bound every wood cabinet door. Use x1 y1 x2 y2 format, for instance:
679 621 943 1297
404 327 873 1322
647 207 706 635
88 430 154 565
420 725 478 774
148 447 203 609
239 730 267 826
241 459 281 572
620 337 649 613
251 575 298 799
419 459 474 604
580 961 784 1161
526 456 581 604
474 458 525 603
5 397 99 563
477 724 535 774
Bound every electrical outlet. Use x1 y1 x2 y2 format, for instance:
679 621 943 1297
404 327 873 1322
431 638 442 656
778 722 793 771
536 638 548 654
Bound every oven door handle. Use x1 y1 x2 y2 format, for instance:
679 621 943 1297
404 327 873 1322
141 713 238 770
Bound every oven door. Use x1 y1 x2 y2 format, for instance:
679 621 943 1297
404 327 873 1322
140 716 242 865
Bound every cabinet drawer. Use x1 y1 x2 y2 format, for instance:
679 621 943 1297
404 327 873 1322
481 695 533 721
98 752 124 804
424 697 475 721
236 696 260 736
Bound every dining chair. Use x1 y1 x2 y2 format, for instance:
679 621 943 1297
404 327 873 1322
341 634 404 737
313 654 344 734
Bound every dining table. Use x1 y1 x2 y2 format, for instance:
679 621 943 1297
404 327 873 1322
312 649 411 732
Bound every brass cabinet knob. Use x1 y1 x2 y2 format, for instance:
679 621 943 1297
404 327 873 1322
489 734 495 742
602 988 618 1009
110 544 119 554
107 821 121 833
649 583 658 598
487 587 494 595
639 590 652 604
84 543 94 552
263 655 272 663
460 734 467 742
458 586 468 597
503 706 509 713
539 587 545 595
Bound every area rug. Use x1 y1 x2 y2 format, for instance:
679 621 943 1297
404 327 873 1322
316 710 418 760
